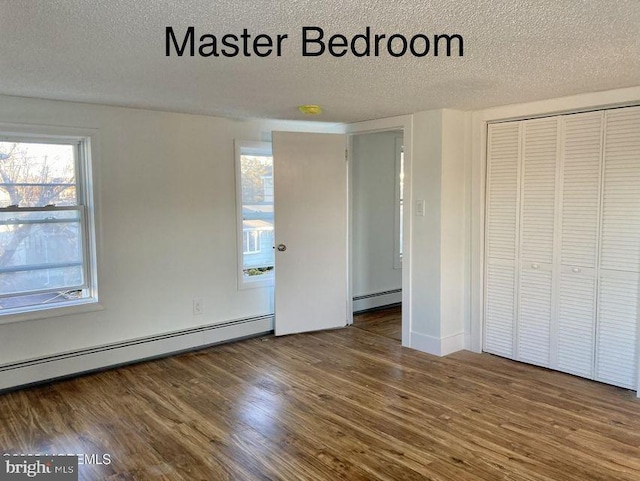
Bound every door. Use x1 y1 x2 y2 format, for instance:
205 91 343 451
272 131 348 336
555 111 602 379
517 118 558 368
595 107 640 389
484 122 520 358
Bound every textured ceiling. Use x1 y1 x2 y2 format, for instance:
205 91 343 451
1 0 639 123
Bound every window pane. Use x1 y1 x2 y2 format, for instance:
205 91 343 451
243 229 263 254
241 154 272 204
0 266 84 298
240 152 274 277
0 141 77 207
0 210 84 296
0 290 84 310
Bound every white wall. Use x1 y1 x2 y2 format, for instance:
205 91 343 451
351 130 402 309
0 94 342 385
440 110 469 342
409 109 469 356
408 110 442 348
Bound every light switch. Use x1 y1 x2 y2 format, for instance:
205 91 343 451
415 200 426 216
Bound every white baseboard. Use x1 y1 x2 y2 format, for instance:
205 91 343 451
0 314 273 391
353 289 402 312
409 331 441 355
440 332 466 356
410 330 466 357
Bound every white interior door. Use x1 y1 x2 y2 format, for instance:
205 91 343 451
272 131 348 336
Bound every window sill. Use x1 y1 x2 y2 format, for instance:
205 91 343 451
0 298 104 326
238 276 275 290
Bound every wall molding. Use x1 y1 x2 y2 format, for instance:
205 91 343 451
0 314 273 392
410 330 465 357
440 332 466 356
410 331 441 356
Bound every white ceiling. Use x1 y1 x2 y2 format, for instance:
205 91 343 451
1 0 639 123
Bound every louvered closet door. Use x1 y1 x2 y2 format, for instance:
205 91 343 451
484 123 520 357
596 107 640 389
517 118 558 367
556 112 603 379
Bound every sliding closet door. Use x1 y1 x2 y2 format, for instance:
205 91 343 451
484 123 520 358
555 111 603 378
517 118 558 367
596 107 640 389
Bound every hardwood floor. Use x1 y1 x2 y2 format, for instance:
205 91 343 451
353 304 401 341
1 326 640 480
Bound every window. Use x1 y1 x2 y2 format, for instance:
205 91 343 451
0 134 97 316
394 136 404 269
243 230 261 254
235 140 274 288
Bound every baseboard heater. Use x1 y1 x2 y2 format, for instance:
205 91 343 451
353 288 402 301
0 314 274 392
353 288 402 313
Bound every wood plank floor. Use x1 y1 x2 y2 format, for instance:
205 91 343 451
353 305 401 341
1 327 640 480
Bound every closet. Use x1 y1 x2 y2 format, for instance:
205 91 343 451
484 106 640 389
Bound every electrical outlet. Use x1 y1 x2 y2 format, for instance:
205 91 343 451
193 298 203 315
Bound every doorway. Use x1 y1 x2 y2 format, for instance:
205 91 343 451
350 130 404 342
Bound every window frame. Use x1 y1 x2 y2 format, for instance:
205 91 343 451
234 140 275 289
0 125 100 324
394 135 404 270
243 229 261 254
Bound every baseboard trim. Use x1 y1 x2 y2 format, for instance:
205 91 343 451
440 332 466 356
409 331 441 356
353 302 401 315
464 333 473 351
0 314 274 391
410 331 465 357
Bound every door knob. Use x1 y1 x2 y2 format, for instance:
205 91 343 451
277 244 287 252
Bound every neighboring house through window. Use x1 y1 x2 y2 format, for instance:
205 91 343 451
243 229 261 254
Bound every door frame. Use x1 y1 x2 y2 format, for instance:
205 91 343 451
347 115 413 347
